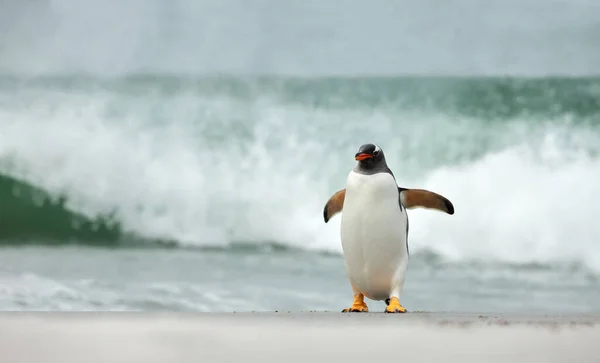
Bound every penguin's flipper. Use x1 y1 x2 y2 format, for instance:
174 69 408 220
323 189 346 223
399 188 454 215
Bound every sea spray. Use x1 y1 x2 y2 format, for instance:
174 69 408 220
0 75 599 272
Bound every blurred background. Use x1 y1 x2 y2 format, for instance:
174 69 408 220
0 0 599 313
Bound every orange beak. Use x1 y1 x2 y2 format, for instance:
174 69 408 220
355 153 373 161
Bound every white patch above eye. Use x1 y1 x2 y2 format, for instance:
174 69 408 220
374 145 381 153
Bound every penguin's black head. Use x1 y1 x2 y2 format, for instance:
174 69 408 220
355 143 385 168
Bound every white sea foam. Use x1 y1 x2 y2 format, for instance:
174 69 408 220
1 86 599 272
408 136 600 271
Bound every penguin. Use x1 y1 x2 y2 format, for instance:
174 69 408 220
323 143 454 313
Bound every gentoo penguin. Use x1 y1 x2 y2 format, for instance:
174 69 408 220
323 143 454 313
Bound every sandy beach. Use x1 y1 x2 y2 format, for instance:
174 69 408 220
1 312 599 363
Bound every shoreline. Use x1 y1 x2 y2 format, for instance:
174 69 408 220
1 312 599 362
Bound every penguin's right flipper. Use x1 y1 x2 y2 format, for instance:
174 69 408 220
323 189 346 223
399 188 454 215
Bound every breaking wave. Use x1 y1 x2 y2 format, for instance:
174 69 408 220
1 75 599 272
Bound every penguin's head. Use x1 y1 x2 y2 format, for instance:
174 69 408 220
354 143 387 170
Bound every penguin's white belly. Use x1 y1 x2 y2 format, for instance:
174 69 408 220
340 171 408 301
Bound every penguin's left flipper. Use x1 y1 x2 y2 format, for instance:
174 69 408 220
323 189 346 223
399 188 454 215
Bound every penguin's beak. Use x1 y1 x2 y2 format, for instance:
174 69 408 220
355 153 373 161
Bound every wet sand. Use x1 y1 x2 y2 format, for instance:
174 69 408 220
1 312 599 363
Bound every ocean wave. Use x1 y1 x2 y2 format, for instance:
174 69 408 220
0 76 599 272
0 173 122 245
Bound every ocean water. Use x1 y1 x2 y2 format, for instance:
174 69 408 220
1 75 599 313
1 0 600 313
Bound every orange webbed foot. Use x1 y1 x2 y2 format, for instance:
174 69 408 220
342 293 369 313
384 297 407 313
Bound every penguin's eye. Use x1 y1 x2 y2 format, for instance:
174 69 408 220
373 150 380 156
